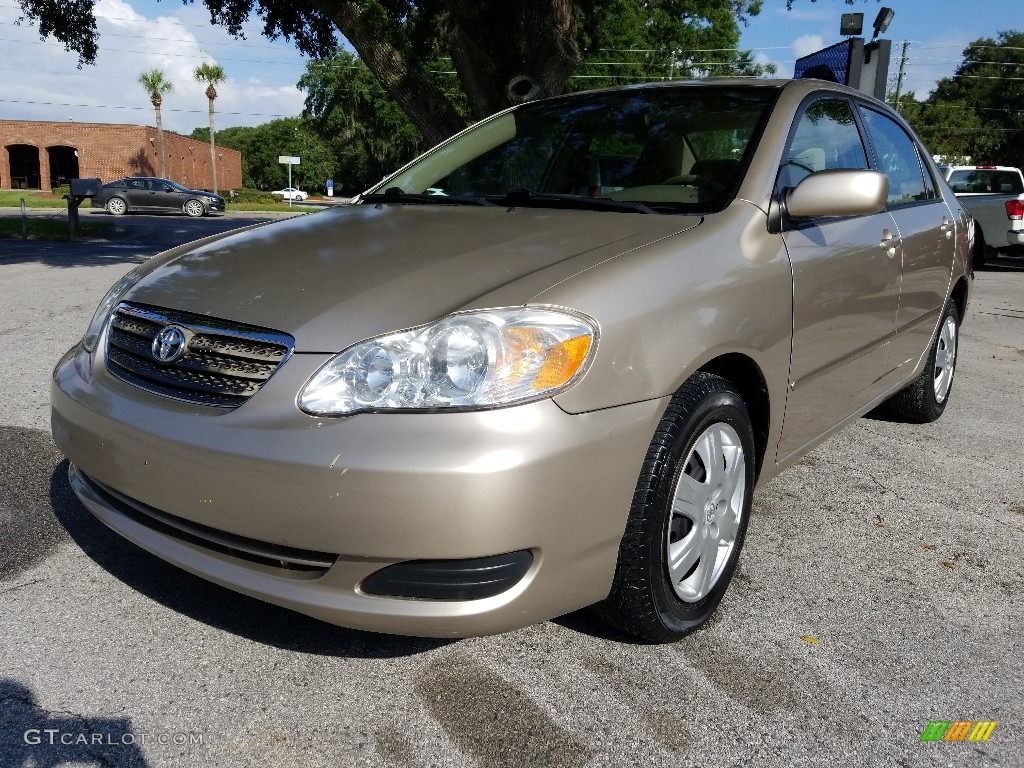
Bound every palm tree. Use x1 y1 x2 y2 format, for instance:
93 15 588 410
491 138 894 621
193 62 227 193
138 69 174 178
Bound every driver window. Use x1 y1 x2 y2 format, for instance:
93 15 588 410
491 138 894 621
779 98 868 190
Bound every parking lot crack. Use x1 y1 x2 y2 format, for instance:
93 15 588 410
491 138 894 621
0 577 48 596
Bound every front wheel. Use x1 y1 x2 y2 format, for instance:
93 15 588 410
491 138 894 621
885 298 959 423
594 372 756 643
105 197 127 216
183 199 206 218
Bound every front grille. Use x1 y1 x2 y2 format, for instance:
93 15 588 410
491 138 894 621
106 303 293 408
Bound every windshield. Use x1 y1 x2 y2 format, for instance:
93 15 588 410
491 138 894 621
165 180 194 193
376 85 778 213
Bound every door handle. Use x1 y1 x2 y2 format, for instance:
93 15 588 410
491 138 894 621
940 217 953 239
880 229 901 258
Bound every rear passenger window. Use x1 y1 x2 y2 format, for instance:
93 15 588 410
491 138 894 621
779 98 868 190
859 106 933 206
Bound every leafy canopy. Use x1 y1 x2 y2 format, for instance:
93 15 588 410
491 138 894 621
20 0 768 145
897 31 1024 166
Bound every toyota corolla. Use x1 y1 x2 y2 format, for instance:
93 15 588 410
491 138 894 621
51 79 971 642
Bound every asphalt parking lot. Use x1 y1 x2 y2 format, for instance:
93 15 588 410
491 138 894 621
1 215 1022 767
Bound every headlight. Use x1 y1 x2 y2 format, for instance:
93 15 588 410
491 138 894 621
298 307 598 415
81 265 148 352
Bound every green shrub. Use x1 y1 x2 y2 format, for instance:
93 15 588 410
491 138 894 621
51 184 70 198
229 188 278 204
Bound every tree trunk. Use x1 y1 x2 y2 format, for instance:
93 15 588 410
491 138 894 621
314 1 467 146
207 85 218 193
443 0 580 120
152 95 167 179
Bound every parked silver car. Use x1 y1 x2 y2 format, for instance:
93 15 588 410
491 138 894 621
52 79 971 642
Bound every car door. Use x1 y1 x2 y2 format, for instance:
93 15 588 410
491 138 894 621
121 178 149 209
146 179 183 212
858 105 955 374
775 96 902 462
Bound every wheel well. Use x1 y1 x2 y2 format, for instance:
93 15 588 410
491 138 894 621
950 276 969 324
698 354 770 478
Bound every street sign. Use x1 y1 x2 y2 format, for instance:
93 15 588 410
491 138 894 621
278 156 301 205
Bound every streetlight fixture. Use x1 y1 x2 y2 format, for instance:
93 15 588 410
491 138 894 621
872 7 895 39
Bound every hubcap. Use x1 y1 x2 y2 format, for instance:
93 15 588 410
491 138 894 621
666 422 746 603
933 315 957 403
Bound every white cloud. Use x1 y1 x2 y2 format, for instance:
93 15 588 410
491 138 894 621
792 35 827 60
1 0 307 134
753 52 783 77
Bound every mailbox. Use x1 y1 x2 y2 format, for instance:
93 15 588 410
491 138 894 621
65 177 103 240
70 177 102 197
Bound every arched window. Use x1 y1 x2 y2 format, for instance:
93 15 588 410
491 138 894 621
7 144 41 189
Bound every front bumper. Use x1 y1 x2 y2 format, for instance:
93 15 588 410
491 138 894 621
51 343 664 637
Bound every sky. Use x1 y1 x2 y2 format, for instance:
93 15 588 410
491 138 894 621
0 0 1013 136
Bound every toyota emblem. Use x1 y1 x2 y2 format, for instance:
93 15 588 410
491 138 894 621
152 326 188 363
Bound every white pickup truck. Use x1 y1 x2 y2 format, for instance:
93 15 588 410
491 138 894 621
941 165 1024 268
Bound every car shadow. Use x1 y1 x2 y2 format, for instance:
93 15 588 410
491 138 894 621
0 678 151 767
550 609 647 644
49 461 452 658
978 256 1024 272
0 214 282 266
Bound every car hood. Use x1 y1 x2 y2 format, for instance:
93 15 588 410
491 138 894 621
125 204 700 352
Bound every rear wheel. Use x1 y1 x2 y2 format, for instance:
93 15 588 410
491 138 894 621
183 199 206 218
595 372 755 643
886 298 959 423
105 197 127 216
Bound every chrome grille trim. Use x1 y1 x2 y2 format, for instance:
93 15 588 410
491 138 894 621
105 302 294 408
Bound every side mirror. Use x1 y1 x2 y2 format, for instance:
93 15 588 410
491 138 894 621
785 169 888 218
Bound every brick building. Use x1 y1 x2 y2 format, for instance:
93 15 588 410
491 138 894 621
0 120 242 192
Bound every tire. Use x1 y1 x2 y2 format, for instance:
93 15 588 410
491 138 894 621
105 197 127 216
594 372 756 643
885 298 959 423
183 199 206 218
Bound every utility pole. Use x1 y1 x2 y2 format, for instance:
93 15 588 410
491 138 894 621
892 40 910 113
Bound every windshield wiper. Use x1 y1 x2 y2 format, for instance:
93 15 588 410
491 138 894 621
366 187 497 207
499 188 658 215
